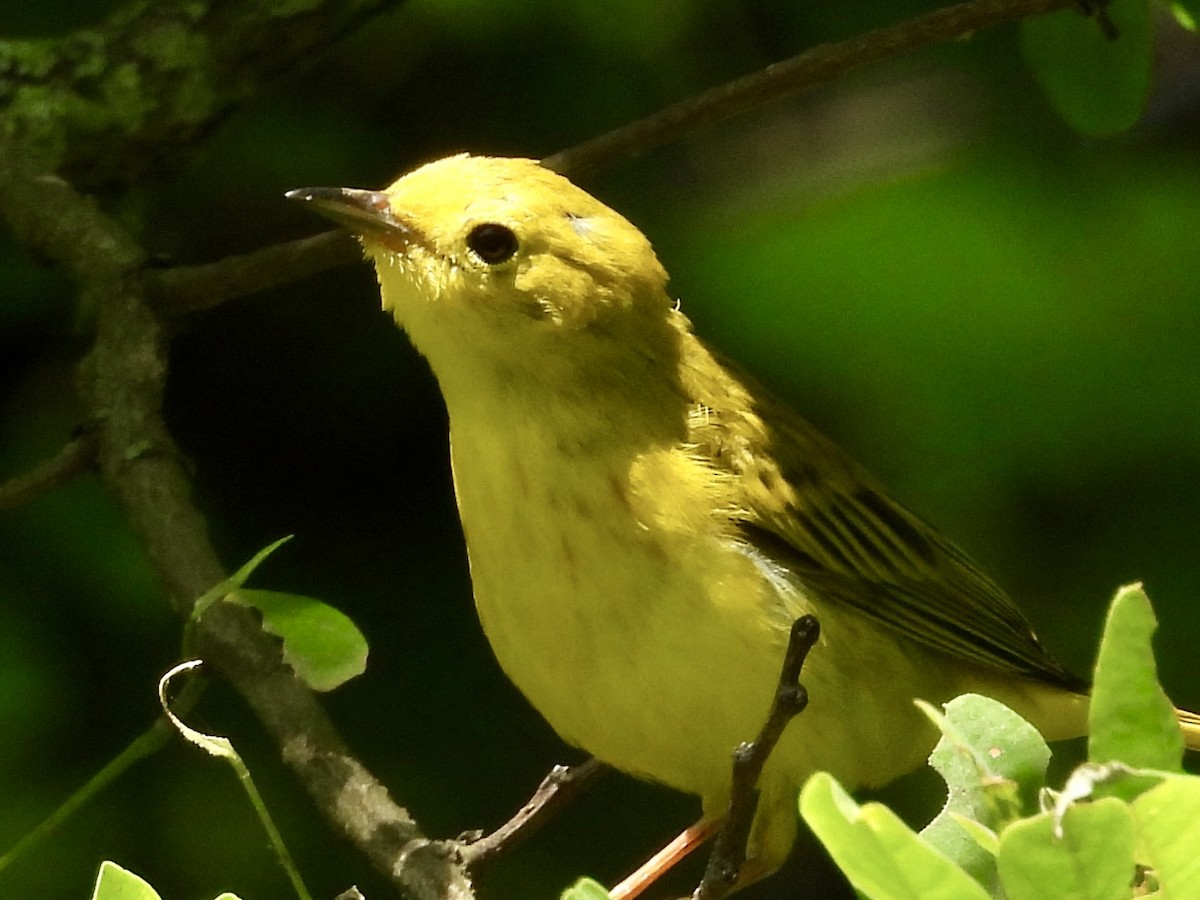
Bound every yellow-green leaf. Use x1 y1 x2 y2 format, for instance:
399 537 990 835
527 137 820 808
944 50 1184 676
91 862 162 900
998 800 1134 900
1088 584 1183 774
232 589 368 691
800 772 990 900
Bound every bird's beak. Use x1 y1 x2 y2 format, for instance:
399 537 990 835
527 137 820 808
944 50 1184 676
285 187 411 238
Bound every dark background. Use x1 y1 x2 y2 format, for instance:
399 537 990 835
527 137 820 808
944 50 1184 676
2 2 1199 899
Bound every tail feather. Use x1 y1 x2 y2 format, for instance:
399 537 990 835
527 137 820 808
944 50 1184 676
1177 707 1200 752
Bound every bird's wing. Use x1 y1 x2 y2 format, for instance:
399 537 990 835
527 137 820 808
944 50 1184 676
695 361 1083 691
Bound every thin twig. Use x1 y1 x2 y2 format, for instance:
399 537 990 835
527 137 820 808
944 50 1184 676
143 0 1083 314
150 230 360 316
543 0 1078 178
0 675 204 877
459 758 607 868
1078 1 1119 40
694 616 821 900
0 433 96 511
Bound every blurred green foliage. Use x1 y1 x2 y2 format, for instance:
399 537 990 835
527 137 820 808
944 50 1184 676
1022 0 1153 135
2 2 1198 899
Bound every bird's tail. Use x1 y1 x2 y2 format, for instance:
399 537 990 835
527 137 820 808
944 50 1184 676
1177 707 1200 752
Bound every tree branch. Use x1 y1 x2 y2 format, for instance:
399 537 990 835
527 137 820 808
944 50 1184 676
0 433 95 511
143 0 1086 319
695 616 820 900
0 0 405 191
543 0 1080 177
459 758 607 868
0 134 474 900
150 229 359 315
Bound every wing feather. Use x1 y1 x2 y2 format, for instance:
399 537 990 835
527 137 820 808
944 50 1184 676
687 349 1084 691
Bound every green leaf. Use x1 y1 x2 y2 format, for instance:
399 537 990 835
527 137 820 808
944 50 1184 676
1020 0 1153 135
945 814 998 857
191 535 293 620
920 694 1050 888
231 589 368 692
1088 584 1183 774
186 538 368 691
1130 774 1200 891
997 799 1135 900
560 877 612 900
1170 1 1198 31
91 861 163 900
799 772 990 900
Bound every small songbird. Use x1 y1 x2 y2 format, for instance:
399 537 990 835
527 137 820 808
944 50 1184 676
288 155 1199 891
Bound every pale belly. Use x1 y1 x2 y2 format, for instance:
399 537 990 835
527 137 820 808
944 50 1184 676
449 432 956 815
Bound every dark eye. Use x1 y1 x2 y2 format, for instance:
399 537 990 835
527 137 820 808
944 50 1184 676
467 223 518 264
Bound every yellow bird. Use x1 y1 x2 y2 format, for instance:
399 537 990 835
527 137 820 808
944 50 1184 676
288 155 1198 892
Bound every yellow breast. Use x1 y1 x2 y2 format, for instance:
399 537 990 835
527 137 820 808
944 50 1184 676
446 400 954 871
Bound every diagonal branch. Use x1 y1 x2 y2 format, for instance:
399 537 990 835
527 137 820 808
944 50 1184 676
0 135 474 900
459 758 608 868
695 616 820 900
146 0 1085 318
0 433 96 511
543 0 1080 177
150 230 359 315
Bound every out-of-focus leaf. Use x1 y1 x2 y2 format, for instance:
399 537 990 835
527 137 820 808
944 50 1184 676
560 877 612 900
1170 1 1197 30
1020 0 1153 135
1130 774 1200 891
997 800 1134 900
800 771 990 900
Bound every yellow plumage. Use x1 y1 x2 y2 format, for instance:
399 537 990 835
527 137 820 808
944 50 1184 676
288 155 1194 888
